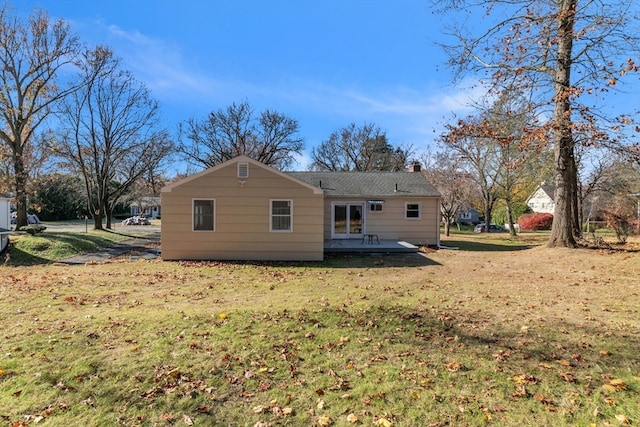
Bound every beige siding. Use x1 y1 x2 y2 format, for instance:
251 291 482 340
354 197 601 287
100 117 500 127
324 197 440 245
162 160 324 261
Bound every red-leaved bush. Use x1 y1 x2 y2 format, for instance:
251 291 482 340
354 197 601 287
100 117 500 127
517 212 553 231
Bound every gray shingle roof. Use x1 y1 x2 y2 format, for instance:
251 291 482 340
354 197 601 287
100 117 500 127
289 171 440 198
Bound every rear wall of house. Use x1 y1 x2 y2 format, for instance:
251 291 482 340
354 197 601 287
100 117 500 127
323 197 440 245
162 163 324 261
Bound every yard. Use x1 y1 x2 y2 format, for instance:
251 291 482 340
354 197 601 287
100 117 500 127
0 229 639 426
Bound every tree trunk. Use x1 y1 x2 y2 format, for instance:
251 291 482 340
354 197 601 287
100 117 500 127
12 145 29 228
105 201 114 229
506 201 517 236
548 0 580 248
484 199 493 233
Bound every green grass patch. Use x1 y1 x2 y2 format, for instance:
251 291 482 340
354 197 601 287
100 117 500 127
5 230 133 265
1 250 639 426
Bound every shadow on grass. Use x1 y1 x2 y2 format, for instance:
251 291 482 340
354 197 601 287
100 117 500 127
103 228 161 241
176 253 441 270
322 252 441 268
440 239 537 252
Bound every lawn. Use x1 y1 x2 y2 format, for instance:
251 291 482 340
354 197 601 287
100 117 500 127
0 230 639 426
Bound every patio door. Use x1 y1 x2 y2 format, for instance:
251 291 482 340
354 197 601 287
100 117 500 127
332 203 364 239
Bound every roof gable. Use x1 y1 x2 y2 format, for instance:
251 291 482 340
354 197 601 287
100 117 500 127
527 185 556 203
162 156 324 194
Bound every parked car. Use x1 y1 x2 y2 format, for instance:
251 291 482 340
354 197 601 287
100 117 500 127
474 223 507 233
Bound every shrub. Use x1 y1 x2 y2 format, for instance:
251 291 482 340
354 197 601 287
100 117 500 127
517 212 553 231
492 202 533 227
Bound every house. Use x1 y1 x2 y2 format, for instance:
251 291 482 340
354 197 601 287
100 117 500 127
129 196 161 219
161 156 441 261
0 194 10 253
526 184 555 214
456 207 480 225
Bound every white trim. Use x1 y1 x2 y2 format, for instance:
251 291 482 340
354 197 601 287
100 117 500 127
192 198 215 231
270 199 293 232
405 202 421 220
331 201 365 239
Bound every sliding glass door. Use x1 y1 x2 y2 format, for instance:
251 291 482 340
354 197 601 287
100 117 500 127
332 203 364 238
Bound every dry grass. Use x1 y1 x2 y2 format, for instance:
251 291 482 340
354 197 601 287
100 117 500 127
1 231 639 426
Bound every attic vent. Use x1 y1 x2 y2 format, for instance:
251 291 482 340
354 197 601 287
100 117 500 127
238 162 249 178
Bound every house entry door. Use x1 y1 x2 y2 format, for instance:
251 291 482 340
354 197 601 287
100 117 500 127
332 203 364 239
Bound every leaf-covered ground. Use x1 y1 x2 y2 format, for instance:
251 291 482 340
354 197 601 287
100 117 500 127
1 237 639 426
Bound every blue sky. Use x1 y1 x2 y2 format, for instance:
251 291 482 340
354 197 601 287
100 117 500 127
15 0 480 172
14 1 637 174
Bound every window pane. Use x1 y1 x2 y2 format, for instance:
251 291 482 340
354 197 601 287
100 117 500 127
271 200 292 231
194 200 214 230
406 204 420 218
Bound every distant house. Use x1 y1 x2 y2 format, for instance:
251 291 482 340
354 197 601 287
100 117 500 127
161 156 441 261
0 194 10 253
456 207 480 224
129 197 161 219
526 185 555 214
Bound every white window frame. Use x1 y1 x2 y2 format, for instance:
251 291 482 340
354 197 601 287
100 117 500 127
270 199 293 232
405 202 421 220
193 198 215 231
368 200 384 212
237 162 249 178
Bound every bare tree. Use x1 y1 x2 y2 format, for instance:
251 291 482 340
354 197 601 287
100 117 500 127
54 47 173 230
422 150 475 236
311 122 413 171
434 0 640 247
179 101 304 171
0 5 82 227
441 87 548 233
441 117 504 233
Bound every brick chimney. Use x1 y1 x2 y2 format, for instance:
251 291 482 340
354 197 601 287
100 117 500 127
409 161 421 172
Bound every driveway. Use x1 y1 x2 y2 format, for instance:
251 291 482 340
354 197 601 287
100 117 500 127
59 226 161 264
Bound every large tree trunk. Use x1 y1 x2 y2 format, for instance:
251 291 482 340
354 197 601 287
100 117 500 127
12 146 29 228
548 0 580 248
93 214 103 230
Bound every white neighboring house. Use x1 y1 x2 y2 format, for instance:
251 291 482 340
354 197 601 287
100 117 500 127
129 196 161 219
526 185 555 214
0 194 11 253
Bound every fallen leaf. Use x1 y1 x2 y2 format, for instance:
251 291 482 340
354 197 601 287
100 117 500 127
603 379 627 393
445 361 461 372
558 371 576 382
346 413 358 423
317 414 333 426
375 417 393 427
183 415 193 425
615 414 630 424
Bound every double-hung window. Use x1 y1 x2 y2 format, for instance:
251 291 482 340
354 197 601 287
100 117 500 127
270 200 292 232
405 203 421 219
193 199 215 231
